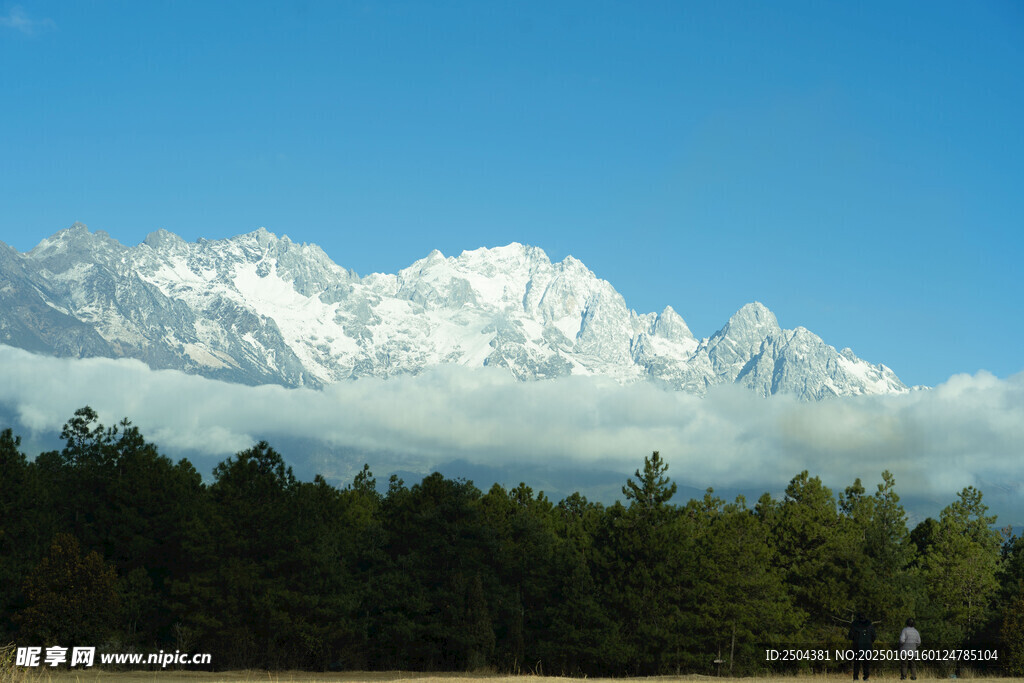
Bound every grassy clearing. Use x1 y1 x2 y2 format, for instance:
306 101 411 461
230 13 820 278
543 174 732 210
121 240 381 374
0 671 1016 683
0 647 1008 683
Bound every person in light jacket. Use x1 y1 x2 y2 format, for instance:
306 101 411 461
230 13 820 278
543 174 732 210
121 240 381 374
899 617 921 680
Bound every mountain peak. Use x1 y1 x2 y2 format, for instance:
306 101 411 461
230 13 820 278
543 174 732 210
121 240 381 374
559 253 587 269
724 302 780 335
51 222 93 241
252 226 275 240
653 305 694 340
459 242 548 262
232 227 279 249
29 222 123 256
143 228 185 249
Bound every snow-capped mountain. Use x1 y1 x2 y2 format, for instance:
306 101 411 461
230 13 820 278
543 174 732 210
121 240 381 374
0 224 909 400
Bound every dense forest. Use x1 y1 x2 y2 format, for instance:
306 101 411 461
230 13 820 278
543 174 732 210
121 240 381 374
2 407 1024 675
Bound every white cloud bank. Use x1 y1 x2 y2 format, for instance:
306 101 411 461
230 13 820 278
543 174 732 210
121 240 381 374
1 344 1022 520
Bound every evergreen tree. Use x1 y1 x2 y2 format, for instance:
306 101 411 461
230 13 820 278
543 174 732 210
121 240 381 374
0 428 47 641
910 516 939 556
690 496 799 674
622 451 677 511
597 453 690 674
1001 592 1024 675
541 544 613 674
539 492 614 675
919 487 1001 647
998 532 1024 604
172 441 303 667
17 533 121 644
839 472 920 636
478 482 559 670
285 474 362 669
764 471 854 644
373 472 493 669
332 465 385 669
464 573 495 670
15 408 204 648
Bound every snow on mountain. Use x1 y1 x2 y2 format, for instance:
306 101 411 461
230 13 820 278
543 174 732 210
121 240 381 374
0 224 910 400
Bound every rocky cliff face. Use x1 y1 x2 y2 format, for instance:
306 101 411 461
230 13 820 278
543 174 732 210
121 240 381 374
0 224 908 399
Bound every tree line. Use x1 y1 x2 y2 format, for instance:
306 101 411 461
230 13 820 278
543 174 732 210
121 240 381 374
2 406 1024 675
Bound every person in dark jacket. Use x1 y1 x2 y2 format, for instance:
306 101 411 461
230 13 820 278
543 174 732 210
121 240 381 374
849 613 877 680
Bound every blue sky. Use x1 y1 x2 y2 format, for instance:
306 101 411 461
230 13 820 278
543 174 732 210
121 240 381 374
1 0 1021 388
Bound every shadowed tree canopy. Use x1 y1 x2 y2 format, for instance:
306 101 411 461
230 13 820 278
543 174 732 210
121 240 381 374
0 410 1016 674
17 533 121 644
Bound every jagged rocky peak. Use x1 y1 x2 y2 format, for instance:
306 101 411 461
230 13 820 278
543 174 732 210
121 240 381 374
58 221 92 238
458 241 550 267
722 301 780 336
701 302 778 374
143 228 185 249
244 226 276 248
457 242 553 284
53 222 117 244
0 225 913 400
29 222 94 254
397 242 594 312
652 305 694 341
24 223 127 277
219 226 280 260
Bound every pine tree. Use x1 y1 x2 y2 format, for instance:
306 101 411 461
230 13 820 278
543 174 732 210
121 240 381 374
920 487 1001 647
766 471 854 644
1001 592 1024 675
172 441 303 667
0 428 43 641
690 497 799 674
17 533 121 644
839 472 920 635
622 451 677 511
598 453 691 674
464 573 495 670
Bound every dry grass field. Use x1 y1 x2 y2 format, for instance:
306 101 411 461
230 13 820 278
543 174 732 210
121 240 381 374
0 648 1007 683
0 671 1013 683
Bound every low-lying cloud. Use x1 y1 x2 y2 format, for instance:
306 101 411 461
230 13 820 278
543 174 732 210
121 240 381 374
1 345 1022 522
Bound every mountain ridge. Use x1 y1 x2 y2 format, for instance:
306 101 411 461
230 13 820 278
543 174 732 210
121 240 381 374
0 223 911 400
